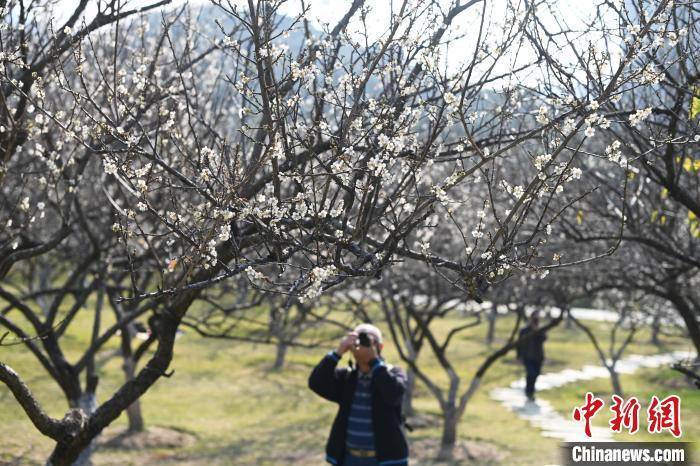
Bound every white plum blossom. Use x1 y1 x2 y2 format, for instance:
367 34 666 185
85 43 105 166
431 185 450 205
419 241 430 255
562 118 576 134
204 239 218 269
301 265 337 301
534 153 552 170
246 266 266 281
217 224 231 242
367 154 388 177
103 158 118 175
629 107 652 127
444 92 458 106
605 140 624 165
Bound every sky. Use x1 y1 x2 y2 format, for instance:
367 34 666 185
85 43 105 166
46 0 618 81
50 0 604 42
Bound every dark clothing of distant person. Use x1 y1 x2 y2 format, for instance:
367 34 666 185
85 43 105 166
516 325 547 399
308 351 409 466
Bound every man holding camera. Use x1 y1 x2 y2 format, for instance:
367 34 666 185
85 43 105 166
308 323 409 466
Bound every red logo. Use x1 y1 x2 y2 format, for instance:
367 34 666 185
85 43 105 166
609 395 640 434
647 395 682 438
573 392 605 438
572 393 682 438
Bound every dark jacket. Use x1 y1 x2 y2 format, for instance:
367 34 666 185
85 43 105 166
308 351 409 466
516 326 547 362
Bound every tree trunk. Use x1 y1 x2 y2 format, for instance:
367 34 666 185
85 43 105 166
48 243 234 465
402 339 418 417
402 367 416 417
126 399 145 433
486 302 497 345
607 365 623 397
273 340 288 370
70 392 97 466
437 407 458 461
47 309 182 465
668 288 700 358
650 314 661 345
117 318 146 433
565 310 573 329
123 357 145 433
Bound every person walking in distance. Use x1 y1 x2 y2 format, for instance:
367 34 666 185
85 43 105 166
516 311 548 402
309 323 409 466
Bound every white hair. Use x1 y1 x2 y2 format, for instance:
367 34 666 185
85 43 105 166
354 323 382 344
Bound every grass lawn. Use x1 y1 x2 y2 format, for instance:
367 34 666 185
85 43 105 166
0 302 697 465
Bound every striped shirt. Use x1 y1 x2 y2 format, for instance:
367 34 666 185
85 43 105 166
346 371 374 451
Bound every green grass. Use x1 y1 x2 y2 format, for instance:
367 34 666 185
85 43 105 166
0 302 697 465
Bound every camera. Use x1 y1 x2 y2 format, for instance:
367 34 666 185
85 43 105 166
357 332 372 347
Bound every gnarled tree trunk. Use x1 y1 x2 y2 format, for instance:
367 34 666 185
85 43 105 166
650 314 661 345
437 406 459 461
607 364 623 397
486 302 497 345
69 391 97 466
273 340 288 370
122 358 145 433
402 367 416 417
